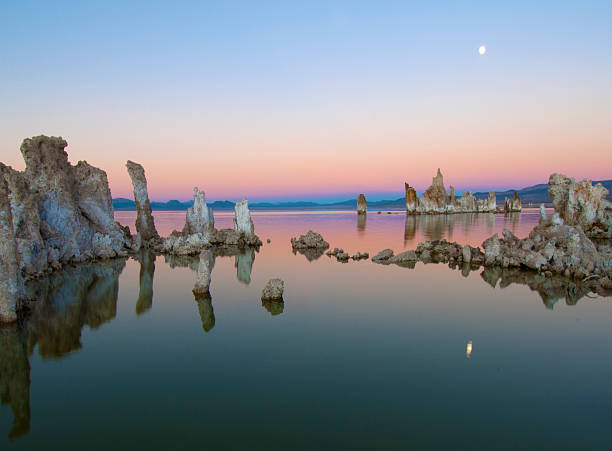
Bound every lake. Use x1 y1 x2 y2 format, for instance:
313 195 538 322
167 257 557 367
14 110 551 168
1 209 611 450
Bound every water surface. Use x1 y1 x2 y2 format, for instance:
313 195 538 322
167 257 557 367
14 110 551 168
2 209 611 450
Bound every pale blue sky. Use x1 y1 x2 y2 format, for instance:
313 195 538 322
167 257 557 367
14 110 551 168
1 1 611 202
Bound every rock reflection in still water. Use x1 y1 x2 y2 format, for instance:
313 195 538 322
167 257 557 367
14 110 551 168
193 291 215 332
165 247 255 287
24 259 125 358
404 212 505 244
357 213 366 233
479 266 610 309
262 299 284 316
0 323 30 441
292 247 327 261
135 251 156 315
0 258 125 441
235 249 255 284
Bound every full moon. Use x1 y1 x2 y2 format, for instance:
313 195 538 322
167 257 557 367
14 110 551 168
478 45 486 55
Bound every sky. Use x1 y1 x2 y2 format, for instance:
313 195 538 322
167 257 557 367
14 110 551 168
0 0 611 202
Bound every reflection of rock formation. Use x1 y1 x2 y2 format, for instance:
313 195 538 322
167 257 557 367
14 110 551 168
357 194 367 214
357 213 367 232
403 212 493 244
480 267 606 309
404 215 416 243
262 299 284 316
502 212 520 236
193 291 215 332
194 250 213 294
0 258 124 440
165 248 257 286
126 160 159 243
235 249 255 285
24 259 125 358
0 323 30 441
136 251 156 315
292 247 327 261
405 169 498 214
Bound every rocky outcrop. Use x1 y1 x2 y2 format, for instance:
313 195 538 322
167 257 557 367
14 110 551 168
261 279 284 301
0 135 266 322
234 199 254 235
183 187 214 236
548 173 612 238
162 195 260 255
326 247 350 262
405 169 498 214
0 136 132 322
357 194 367 214
372 249 394 262
405 184 418 212
0 164 46 276
373 213 611 289
126 160 159 243
504 191 522 213
373 172 612 289
0 172 21 322
209 228 261 248
290 231 330 251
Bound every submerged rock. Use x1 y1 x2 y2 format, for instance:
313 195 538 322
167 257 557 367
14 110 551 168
126 160 159 243
291 231 330 250
357 194 367 214
261 279 284 301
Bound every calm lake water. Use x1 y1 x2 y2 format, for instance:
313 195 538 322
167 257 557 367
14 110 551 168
2 209 611 450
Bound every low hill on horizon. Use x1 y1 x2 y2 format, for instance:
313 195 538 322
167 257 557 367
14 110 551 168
113 179 612 211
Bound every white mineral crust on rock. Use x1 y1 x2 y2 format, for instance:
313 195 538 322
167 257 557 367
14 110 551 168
234 199 254 235
183 187 214 236
126 160 159 242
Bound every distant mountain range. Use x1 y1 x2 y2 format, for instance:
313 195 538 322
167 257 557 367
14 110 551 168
113 179 612 211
